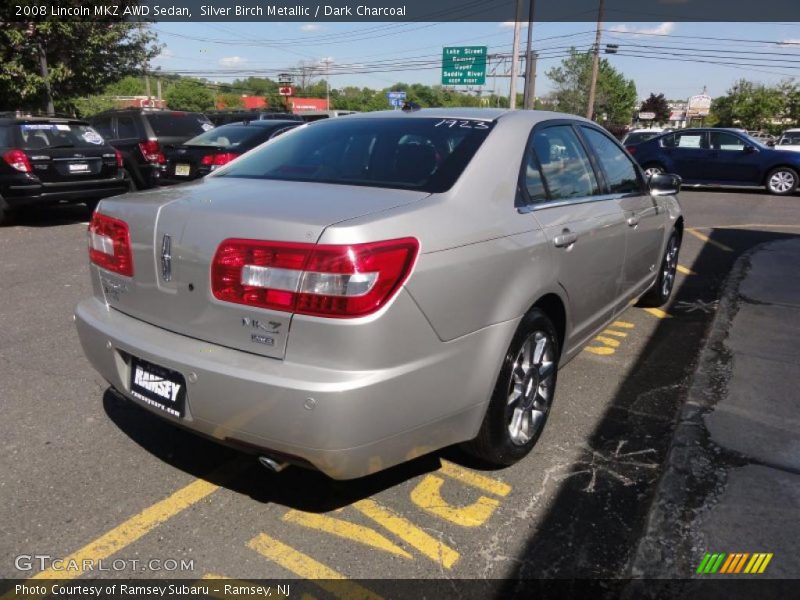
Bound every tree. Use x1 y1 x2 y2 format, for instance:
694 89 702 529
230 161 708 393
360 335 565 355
0 2 159 113
165 79 215 112
639 93 670 123
710 79 786 130
545 48 637 125
216 93 244 109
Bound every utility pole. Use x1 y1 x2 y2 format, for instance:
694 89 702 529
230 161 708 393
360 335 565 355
586 0 605 120
37 43 55 116
157 78 162 101
523 0 536 109
320 57 334 111
508 0 524 109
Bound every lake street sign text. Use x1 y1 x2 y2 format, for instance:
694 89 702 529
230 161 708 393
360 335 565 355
442 46 487 86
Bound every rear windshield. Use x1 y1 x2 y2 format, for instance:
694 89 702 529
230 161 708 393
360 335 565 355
625 131 660 144
146 113 213 137
185 123 294 149
779 133 800 145
15 122 107 150
215 117 495 193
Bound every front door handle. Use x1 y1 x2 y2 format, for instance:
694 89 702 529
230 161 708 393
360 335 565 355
627 216 640 227
553 231 578 248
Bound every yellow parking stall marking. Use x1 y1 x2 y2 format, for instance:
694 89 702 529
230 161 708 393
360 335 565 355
612 321 635 329
201 574 294 599
602 329 628 338
677 264 696 275
439 460 511 497
757 553 773 573
29 468 232 581
584 346 615 355
593 336 621 348
353 499 460 569
410 475 500 527
643 308 672 319
247 533 382 600
686 228 734 252
282 510 412 559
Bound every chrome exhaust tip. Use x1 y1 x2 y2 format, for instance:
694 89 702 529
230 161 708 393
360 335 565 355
258 455 289 473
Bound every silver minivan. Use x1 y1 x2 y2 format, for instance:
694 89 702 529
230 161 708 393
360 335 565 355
76 109 683 479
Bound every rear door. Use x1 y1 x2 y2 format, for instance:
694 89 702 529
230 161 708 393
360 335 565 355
661 131 709 181
522 123 628 349
579 125 665 303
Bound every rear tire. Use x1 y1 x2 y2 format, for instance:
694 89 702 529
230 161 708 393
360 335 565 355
765 167 798 195
125 169 139 192
638 230 681 308
462 308 559 466
84 199 100 215
642 164 666 179
0 196 11 226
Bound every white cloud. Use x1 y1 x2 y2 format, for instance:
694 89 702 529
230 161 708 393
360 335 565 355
300 24 322 32
153 47 174 63
612 22 676 36
219 56 248 67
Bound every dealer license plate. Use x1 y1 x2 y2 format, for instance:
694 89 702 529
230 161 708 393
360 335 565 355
175 164 191 176
129 357 186 418
68 163 89 173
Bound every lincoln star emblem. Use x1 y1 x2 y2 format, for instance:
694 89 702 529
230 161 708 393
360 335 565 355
160 234 172 281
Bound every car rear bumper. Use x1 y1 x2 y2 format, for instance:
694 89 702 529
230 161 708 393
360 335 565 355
2 177 129 207
74 296 517 479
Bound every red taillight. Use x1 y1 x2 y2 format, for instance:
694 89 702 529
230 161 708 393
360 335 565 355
211 238 419 318
200 152 239 167
626 145 637 154
138 140 165 164
3 149 32 173
114 148 123 168
88 212 134 277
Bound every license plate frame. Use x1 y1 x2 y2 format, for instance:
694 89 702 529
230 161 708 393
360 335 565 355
175 163 191 177
129 357 187 418
68 162 89 173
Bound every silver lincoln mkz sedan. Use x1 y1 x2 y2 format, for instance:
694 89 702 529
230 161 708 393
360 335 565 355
76 109 683 479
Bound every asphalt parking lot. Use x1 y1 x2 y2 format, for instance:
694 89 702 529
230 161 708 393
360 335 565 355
1 189 799 588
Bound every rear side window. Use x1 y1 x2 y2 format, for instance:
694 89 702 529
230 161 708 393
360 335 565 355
581 127 642 194
15 123 106 150
663 132 705 149
146 113 213 137
532 125 599 200
215 117 495 193
116 116 138 139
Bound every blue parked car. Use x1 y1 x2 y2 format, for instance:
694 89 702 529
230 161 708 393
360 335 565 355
627 128 800 195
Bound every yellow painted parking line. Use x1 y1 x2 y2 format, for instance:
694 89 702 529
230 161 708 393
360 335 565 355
283 510 412 559
201 574 293 599
410 475 500 527
686 228 734 252
353 499 459 569
248 533 382 600
602 329 628 338
594 336 621 348
612 320 635 329
584 346 615 355
643 308 672 319
30 466 236 581
439 460 511 497
677 264 696 275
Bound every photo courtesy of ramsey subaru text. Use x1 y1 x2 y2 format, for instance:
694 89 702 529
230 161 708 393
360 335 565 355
75 108 683 480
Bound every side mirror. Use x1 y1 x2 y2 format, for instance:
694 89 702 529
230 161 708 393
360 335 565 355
743 144 756 153
649 172 681 196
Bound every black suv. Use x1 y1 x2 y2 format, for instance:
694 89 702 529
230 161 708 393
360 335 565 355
205 110 302 127
0 115 128 225
89 108 213 190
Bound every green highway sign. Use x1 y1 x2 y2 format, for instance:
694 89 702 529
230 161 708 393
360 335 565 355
442 46 487 86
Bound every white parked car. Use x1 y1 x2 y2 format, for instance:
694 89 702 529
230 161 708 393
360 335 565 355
776 129 800 153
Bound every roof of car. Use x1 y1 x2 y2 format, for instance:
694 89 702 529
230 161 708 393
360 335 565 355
0 116 87 125
220 120 300 128
346 107 595 124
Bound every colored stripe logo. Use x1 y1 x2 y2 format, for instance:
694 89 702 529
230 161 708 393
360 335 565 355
696 552 773 574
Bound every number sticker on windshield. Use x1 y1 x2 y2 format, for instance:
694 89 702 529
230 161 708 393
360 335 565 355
434 119 490 130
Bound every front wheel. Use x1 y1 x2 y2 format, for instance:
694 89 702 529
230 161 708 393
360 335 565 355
765 167 798 195
462 309 559 466
642 164 665 179
638 230 681 307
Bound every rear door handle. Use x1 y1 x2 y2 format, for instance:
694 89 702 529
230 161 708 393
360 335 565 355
627 216 640 227
553 231 578 248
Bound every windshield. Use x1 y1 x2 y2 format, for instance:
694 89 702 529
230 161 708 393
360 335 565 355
185 125 268 149
15 123 106 150
215 117 495 193
146 113 213 137
779 133 800 145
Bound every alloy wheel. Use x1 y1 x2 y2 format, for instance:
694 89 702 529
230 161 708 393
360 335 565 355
768 170 795 194
506 330 555 446
644 166 664 178
661 235 679 298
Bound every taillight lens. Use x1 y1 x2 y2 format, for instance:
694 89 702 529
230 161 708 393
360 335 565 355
88 212 134 277
211 238 419 318
3 149 32 173
626 145 637 154
114 148 124 168
200 152 239 168
138 140 165 164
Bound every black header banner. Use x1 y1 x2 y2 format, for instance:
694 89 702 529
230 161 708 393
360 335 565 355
5 0 800 22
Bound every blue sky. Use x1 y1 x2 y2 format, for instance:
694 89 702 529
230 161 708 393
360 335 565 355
150 21 800 101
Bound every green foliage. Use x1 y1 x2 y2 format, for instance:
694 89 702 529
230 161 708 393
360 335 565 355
545 48 637 125
217 93 245 109
710 79 792 131
639 93 671 123
164 79 215 112
0 2 160 112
